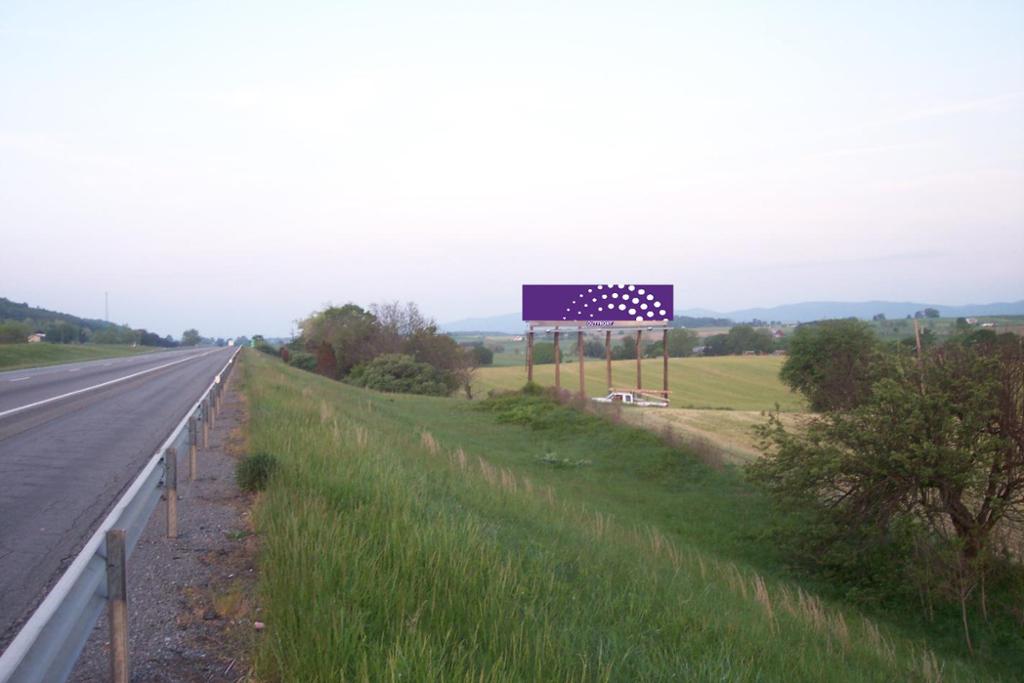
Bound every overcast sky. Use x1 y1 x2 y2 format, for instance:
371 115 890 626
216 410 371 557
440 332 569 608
2 1 1022 338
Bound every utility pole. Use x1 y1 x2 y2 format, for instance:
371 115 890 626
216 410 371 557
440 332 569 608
105 292 109 322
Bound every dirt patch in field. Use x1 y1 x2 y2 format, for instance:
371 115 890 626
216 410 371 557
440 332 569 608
70 368 259 683
621 408 809 465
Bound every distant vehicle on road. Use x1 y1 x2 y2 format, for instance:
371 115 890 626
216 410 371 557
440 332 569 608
592 390 669 408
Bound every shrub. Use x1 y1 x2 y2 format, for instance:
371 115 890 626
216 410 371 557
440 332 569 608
252 334 279 356
531 342 556 364
347 354 456 396
315 341 338 379
288 351 316 371
479 388 599 433
237 452 280 492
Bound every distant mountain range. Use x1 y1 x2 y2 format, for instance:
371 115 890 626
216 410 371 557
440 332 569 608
691 300 1024 325
441 300 1024 334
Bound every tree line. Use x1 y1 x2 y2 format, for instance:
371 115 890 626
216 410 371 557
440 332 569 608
528 325 783 364
0 297 217 348
0 317 183 347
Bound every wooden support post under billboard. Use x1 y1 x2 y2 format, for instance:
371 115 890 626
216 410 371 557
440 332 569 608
577 330 585 397
526 331 534 382
636 330 643 389
663 329 669 396
605 330 612 390
553 331 561 389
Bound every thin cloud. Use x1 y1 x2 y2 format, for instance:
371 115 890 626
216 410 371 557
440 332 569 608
812 141 938 160
895 92 1024 123
743 250 946 274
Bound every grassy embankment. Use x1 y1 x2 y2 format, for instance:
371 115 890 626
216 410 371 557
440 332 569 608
0 343 155 371
240 351 1010 681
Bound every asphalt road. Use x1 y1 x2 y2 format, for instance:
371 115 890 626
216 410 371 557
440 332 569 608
0 347 235 651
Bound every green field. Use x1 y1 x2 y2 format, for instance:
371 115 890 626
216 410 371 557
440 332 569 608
474 355 805 412
449 334 530 367
0 343 156 371
868 316 1024 342
240 351 1013 681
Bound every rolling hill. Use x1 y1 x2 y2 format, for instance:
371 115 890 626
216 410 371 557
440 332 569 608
442 300 1024 333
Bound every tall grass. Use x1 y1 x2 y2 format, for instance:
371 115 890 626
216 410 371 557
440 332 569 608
240 353 997 682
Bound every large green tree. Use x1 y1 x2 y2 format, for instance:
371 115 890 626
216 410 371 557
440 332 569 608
752 334 1024 647
181 329 201 346
0 320 31 344
779 320 879 411
665 328 700 357
725 324 774 355
643 329 700 358
299 304 379 376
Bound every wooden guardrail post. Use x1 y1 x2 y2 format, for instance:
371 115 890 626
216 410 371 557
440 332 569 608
188 415 197 481
202 400 209 449
105 529 129 683
165 447 177 539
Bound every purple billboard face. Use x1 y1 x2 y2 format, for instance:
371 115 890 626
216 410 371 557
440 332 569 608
523 284 674 322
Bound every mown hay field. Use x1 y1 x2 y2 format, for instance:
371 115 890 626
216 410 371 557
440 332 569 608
474 355 805 412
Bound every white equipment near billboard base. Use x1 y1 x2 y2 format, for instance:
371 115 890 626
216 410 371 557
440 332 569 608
591 389 670 407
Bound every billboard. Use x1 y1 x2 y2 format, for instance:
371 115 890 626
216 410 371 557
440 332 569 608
523 284 674 323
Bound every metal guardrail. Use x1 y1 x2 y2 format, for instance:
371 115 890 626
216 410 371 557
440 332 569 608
0 347 241 683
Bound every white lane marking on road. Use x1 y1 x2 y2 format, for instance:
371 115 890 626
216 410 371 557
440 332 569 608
0 350 220 420
8 377 31 382
67 368 80 372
